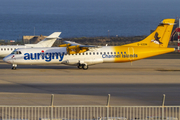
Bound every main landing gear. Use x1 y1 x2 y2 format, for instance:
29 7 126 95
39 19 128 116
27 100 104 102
78 63 88 70
12 64 17 70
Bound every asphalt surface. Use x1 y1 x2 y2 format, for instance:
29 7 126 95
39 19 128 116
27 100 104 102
0 55 180 106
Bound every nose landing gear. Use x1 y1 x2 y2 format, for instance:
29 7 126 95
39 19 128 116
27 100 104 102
12 64 17 70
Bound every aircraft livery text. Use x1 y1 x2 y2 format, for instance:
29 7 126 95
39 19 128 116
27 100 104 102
24 52 65 62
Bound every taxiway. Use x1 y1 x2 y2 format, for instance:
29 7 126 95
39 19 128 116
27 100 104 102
0 58 180 106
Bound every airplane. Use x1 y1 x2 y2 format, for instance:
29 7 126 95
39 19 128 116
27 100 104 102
3 19 176 70
0 32 61 57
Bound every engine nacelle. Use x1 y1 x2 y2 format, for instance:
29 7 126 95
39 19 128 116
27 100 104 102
59 44 88 54
67 46 88 54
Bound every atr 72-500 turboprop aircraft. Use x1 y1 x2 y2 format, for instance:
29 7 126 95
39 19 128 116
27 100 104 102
3 19 176 70
0 32 61 57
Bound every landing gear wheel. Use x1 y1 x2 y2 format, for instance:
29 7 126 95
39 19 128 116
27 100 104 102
82 64 88 70
12 66 16 70
78 65 83 69
12 64 17 70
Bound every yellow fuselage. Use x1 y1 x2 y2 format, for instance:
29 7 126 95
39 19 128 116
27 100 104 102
102 46 175 63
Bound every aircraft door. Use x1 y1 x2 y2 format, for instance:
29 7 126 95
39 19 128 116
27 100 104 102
128 47 134 61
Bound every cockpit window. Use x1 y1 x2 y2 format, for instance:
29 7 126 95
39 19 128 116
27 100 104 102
11 51 16 54
11 50 22 55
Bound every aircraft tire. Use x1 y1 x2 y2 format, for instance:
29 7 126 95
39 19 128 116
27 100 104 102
12 66 16 70
82 65 88 70
78 65 82 69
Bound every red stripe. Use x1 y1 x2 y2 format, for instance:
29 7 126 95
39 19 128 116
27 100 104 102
178 43 180 46
178 36 180 39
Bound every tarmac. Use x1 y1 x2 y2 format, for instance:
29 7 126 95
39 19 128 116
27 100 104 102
0 54 180 106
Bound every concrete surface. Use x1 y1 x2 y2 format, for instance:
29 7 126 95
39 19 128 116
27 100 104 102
0 58 180 106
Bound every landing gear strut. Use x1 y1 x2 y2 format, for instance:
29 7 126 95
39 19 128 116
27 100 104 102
12 64 17 70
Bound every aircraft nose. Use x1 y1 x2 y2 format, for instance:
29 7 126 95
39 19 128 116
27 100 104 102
3 55 13 64
3 56 8 63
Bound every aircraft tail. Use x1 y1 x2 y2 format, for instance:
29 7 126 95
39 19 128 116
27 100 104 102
122 19 175 48
36 32 61 47
25 32 61 47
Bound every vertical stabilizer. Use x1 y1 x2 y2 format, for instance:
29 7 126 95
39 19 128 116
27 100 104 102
122 19 175 48
34 32 61 47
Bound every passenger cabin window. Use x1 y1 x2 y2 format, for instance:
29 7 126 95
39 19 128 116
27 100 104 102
1 48 3 51
89 52 91 55
111 52 113 55
97 52 99 55
4 48 6 51
100 52 102 55
107 52 109 54
86 53 88 55
93 52 95 55
114 52 116 54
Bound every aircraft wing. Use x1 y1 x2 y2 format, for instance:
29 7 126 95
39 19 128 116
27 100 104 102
63 41 100 48
61 41 101 54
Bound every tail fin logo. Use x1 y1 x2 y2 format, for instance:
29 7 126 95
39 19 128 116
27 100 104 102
151 32 163 45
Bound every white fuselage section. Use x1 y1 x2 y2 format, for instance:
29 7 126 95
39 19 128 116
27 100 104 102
0 32 61 57
3 46 116 66
0 45 26 57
